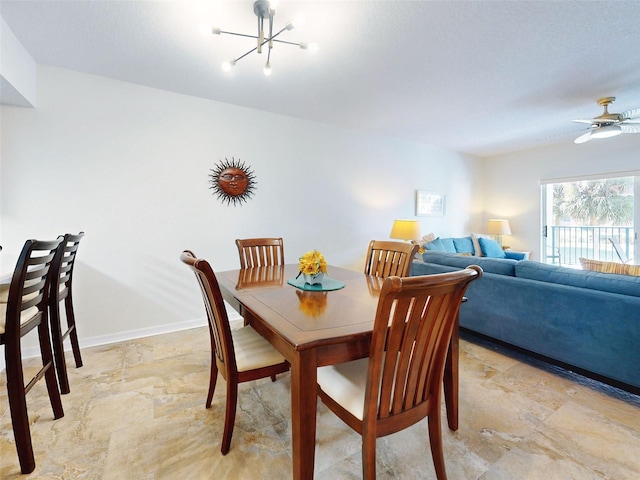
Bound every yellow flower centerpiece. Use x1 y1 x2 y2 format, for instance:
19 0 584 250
298 249 328 285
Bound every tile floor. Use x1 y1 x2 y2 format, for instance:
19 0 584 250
1 327 639 479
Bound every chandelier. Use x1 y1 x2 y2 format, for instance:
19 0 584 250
212 0 317 76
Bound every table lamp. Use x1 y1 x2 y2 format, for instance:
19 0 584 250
486 219 512 247
390 219 421 242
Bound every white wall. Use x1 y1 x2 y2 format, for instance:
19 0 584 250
0 16 37 107
482 135 639 259
1 66 482 355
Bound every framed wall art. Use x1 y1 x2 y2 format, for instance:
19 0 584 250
209 157 257 206
416 191 445 216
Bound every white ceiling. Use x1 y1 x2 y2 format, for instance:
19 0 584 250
2 0 640 157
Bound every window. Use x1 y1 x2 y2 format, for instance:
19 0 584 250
541 173 638 266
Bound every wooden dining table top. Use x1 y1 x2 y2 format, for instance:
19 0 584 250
217 264 386 352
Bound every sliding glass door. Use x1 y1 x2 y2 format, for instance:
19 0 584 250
541 174 638 266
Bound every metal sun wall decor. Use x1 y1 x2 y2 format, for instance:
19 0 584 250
209 157 257 206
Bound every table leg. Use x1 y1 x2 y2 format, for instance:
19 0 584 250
443 314 459 431
290 349 318 480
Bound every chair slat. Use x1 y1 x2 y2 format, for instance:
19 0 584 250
235 238 284 268
364 240 418 278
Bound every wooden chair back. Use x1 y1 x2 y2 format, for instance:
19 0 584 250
235 237 285 268
1 238 64 474
181 250 236 378
367 266 481 427
51 232 84 303
364 240 418 277
318 266 481 479
49 231 85 393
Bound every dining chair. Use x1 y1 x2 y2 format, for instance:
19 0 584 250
363 240 418 277
49 231 85 394
180 250 290 454
1 238 64 474
316 266 482 480
235 237 284 268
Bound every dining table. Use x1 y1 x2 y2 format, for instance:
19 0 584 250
217 264 462 480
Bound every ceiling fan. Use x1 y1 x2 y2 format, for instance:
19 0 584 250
573 97 640 144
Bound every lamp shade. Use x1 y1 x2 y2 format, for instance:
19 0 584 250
486 219 512 236
390 219 421 241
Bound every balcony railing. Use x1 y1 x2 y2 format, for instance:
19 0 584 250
546 226 635 266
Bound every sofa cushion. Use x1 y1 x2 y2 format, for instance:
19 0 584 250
453 236 475 254
421 252 517 276
478 237 506 258
425 237 456 253
515 260 640 297
504 251 527 260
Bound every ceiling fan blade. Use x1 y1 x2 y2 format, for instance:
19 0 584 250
620 124 640 133
574 131 592 144
621 108 640 120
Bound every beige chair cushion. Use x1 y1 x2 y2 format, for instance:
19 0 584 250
579 257 640 276
317 357 369 420
232 325 286 372
0 304 40 335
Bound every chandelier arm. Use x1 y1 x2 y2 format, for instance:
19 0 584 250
218 30 260 40
233 45 260 63
232 27 293 64
269 25 290 40
271 39 303 47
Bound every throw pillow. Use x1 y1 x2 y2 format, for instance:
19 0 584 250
453 236 475 255
425 237 456 253
425 237 447 252
471 232 491 257
478 237 506 258
415 233 436 254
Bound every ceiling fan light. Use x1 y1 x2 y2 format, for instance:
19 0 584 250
591 124 622 139
574 131 592 144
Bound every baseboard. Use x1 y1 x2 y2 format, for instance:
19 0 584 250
460 328 640 396
0 304 244 373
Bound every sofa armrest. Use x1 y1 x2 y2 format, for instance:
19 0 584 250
505 250 530 260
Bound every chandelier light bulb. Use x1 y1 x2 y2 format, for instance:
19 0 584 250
221 61 235 72
263 62 272 76
299 42 319 53
211 27 222 35
288 14 306 30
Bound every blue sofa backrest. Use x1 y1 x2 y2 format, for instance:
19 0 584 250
421 251 518 276
515 260 640 298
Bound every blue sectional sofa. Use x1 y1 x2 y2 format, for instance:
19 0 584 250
412 251 640 393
